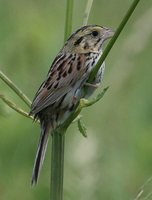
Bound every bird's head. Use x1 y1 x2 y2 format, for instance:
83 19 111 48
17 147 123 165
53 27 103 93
63 25 115 54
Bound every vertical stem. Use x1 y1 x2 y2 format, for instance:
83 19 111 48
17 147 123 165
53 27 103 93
50 1 73 199
64 0 73 41
83 0 94 26
50 129 65 200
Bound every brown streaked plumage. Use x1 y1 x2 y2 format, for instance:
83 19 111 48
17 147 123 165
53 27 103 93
30 25 114 184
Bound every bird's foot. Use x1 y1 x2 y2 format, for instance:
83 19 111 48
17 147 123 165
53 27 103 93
84 82 100 88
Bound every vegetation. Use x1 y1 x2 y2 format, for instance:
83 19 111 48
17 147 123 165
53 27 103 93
0 0 152 199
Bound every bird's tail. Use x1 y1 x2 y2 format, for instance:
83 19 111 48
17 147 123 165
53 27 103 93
31 120 51 185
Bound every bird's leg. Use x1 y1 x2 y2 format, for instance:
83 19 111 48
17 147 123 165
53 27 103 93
80 87 109 107
72 95 77 104
84 82 100 88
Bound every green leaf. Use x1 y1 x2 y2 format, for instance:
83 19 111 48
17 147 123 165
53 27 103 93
77 119 87 138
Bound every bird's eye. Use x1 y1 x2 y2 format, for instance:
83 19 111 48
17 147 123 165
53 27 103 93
92 31 99 37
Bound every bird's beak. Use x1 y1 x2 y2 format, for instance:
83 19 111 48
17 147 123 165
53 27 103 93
103 28 115 40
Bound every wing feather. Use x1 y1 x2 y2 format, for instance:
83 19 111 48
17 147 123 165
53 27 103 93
31 53 88 114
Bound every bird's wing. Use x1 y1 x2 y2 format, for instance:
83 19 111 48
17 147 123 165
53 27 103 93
31 53 88 114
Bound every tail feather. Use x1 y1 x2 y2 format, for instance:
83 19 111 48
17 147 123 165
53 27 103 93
32 121 51 185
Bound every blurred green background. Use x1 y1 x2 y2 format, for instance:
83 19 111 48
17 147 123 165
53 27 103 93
0 0 152 199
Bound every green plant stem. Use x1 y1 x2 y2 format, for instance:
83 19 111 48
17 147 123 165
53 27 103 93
0 70 31 107
88 0 141 83
50 129 65 200
83 0 94 26
0 94 33 120
64 0 73 41
50 1 74 199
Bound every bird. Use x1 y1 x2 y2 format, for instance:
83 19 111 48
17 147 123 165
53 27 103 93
30 25 114 184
